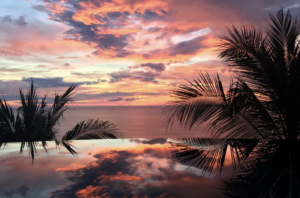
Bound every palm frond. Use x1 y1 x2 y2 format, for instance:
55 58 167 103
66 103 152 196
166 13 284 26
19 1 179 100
58 119 120 155
217 23 281 103
169 138 259 175
221 140 300 198
0 99 16 137
61 119 120 140
161 73 226 130
46 84 77 132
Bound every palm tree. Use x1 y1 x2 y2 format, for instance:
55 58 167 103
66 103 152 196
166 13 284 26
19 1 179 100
0 81 120 162
162 8 300 140
220 140 300 197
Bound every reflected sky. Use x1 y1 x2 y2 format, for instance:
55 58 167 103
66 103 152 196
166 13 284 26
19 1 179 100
0 139 233 198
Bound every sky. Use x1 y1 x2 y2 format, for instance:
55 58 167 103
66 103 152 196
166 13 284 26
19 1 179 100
0 0 300 106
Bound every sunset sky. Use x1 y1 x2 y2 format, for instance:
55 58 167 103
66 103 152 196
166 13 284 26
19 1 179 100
0 0 299 106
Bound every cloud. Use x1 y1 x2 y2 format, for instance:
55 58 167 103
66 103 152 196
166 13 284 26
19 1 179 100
130 138 167 145
1 185 30 198
71 72 106 80
107 97 123 102
108 70 161 83
39 0 210 60
140 92 166 96
74 91 166 101
63 63 70 66
22 77 100 88
140 63 166 72
108 71 132 83
49 147 221 198
1 15 28 27
57 56 78 59
0 48 32 57
0 67 25 72
15 185 30 197
169 36 208 56
125 97 138 101
14 16 28 28
134 9 167 21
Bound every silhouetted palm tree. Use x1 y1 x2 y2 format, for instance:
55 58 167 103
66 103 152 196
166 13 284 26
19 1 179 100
162 8 300 140
170 138 300 197
0 82 120 162
220 140 300 198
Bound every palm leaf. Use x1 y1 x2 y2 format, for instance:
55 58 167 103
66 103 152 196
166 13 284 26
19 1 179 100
161 72 226 130
58 119 120 155
169 138 259 175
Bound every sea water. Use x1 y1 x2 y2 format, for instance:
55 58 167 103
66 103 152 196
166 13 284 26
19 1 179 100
57 106 209 139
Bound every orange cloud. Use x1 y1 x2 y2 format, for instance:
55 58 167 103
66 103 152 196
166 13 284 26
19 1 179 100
75 186 107 198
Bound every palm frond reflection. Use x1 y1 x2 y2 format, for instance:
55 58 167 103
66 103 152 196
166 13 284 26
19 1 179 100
221 140 300 198
168 138 259 175
169 138 300 197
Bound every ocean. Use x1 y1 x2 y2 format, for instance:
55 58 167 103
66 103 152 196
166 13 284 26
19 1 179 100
57 106 209 139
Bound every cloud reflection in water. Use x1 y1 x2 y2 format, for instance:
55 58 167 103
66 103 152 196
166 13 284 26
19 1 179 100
0 139 232 198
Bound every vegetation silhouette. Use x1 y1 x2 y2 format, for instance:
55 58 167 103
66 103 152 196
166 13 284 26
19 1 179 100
162 8 300 140
220 140 300 198
164 7 300 197
168 138 259 175
170 138 300 197
0 81 120 163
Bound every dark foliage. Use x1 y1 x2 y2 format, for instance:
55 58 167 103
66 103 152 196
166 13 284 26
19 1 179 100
162 8 300 140
0 81 120 163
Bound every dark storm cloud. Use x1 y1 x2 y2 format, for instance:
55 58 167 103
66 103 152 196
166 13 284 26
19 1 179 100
140 63 166 72
107 97 123 101
1 15 28 27
22 77 100 88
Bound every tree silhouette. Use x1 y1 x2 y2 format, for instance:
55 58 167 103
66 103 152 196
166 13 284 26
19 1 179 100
162 8 300 140
169 138 259 175
0 81 120 162
169 138 300 197
220 140 300 198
